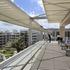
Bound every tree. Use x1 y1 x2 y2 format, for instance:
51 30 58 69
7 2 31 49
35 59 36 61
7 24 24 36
11 36 25 52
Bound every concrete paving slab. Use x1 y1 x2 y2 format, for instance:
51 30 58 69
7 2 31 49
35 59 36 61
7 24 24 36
39 59 54 70
30 41 70 70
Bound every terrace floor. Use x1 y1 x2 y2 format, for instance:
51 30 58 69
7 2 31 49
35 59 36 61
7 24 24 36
30 41 70 70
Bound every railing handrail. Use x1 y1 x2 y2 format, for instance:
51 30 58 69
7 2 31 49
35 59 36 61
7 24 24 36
0 41 46 70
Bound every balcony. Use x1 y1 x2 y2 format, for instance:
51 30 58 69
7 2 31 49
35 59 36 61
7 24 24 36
0 41 70 70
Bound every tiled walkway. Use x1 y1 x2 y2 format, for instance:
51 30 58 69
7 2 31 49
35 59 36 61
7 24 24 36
30 41 70 70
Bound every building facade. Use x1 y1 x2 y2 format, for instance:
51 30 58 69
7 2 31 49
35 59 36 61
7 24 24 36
31 30 43 44
0 29 44 48
47 28 70 41
0 32 20 47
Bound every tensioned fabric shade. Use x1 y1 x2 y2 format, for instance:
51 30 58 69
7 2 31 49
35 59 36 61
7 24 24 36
0 0 43 31
43 0 70 25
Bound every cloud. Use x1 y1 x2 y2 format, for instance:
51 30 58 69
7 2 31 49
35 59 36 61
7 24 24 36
0 21 28 32
36 19 60 29
28 11 37 17
37 0 44 12
11 0 14 2
65 24 70 29
27 0 45 16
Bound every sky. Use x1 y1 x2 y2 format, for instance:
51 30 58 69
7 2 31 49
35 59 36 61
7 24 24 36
65 24 70 29
13 0 45 17
0 21 28 32
13 0 60 29
0 0 69 32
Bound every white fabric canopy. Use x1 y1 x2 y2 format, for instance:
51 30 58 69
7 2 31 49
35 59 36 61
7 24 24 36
43 0 70 25
0 0 44 31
